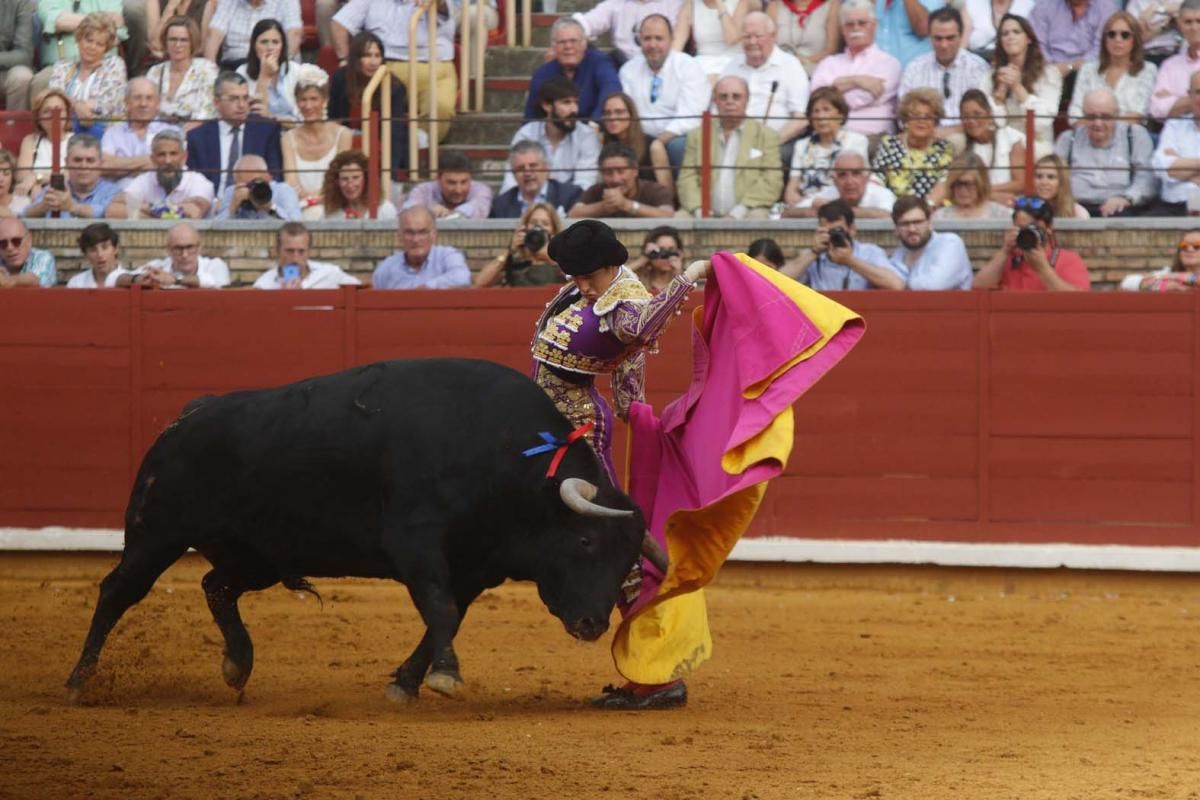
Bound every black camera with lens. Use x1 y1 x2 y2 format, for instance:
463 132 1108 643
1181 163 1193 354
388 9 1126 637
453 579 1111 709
245 178 273 207
1015 224 1045 251
648 248 679 260
828 227 851 249
523 225 548 253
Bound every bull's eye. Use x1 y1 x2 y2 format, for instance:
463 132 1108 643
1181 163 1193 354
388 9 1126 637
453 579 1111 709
579 536 592 549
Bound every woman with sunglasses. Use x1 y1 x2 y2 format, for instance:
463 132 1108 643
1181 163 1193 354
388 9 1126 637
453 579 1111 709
933 152 1012 221
980 13 1061 154
973 195 1091 291
1067 11 1157 124
1120 232 1200 290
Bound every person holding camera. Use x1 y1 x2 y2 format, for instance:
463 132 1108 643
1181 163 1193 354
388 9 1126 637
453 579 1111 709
474 202 565 288
23 133 120 220
972 196 1092 291
253 222 361 290
214 154 301 220
779 199 904 290
629 226 685 293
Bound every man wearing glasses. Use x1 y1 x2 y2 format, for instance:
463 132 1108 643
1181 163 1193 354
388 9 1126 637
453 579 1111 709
888 195 973 290
372 206 470 289
898 7 989 133
1054 87 1157 217
973 196 1091 291
525 18 620 123
124 223 232 289
0 218 56 288
186 71 283 198
719 12 810 162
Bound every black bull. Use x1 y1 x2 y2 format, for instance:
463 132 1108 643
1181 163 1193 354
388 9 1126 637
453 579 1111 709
66 358 668 704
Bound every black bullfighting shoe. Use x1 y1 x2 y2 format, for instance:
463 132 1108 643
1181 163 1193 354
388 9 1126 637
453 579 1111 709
589 680 687 710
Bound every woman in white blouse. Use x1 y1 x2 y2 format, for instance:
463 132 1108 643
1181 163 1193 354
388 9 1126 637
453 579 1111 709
979 13 1062 155
145 16 219 129
237 19 302 124
1067 11 1157 124
673 0 761 77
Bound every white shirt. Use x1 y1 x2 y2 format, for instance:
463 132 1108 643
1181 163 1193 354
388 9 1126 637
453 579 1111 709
138 256 233 288
572 0 684 61
713 127 741 216
211 0 303 61
720 46 810 137
253 260 362 289
1153 115 1200 204
66 266 137 288
798 181 897 212
619 51 712 138
899 49 992 127
964 0 1035 52
122 171 216 215
502 121 601 193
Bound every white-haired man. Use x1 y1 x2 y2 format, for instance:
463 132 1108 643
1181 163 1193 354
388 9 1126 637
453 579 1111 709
810 0 901 136
719 11 810 155
100 77 177 188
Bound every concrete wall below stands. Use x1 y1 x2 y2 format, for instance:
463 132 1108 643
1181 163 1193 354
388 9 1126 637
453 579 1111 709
23 217 1200 290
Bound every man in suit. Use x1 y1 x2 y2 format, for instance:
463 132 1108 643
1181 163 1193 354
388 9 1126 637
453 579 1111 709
677 75 783 219
490 140 583 219
186 71 283 199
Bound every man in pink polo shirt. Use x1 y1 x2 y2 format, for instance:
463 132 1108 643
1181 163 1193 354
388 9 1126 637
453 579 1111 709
809 0 901 136
1150 0 1200 120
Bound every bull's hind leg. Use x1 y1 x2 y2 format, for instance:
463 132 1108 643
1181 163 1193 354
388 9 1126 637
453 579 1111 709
66 542 189 703
202 569 257 695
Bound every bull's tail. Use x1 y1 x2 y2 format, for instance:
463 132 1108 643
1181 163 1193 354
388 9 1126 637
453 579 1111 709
283 576 324 609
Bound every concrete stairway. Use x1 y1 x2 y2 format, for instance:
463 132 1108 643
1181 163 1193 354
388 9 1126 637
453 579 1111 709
434 0 610 190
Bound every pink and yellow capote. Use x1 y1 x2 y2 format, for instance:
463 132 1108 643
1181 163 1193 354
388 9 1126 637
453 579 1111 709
613 251 866 684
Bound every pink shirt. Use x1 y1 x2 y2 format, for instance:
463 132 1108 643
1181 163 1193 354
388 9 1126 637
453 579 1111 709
810 44 901 136
1150 49 1200 121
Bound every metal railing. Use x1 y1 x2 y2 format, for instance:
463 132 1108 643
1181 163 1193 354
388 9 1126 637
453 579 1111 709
459 0 488 113
407 3 439 182
361 66 393 217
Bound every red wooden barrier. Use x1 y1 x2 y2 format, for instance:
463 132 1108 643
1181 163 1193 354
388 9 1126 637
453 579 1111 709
1 288 1197 549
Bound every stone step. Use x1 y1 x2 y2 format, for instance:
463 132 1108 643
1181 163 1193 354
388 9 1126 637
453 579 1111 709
442 113 526 145
484 77 534 113
486 44 554 75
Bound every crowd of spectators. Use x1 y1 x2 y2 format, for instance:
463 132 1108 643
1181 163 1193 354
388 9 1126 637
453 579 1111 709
3 0 1200 295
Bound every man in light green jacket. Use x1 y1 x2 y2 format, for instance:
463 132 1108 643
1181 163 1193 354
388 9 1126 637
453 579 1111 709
676 75 784 220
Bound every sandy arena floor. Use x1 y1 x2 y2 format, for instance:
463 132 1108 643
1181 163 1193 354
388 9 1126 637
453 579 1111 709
0 552 1197 800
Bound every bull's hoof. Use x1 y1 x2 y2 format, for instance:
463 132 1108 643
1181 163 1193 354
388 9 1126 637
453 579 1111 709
222 655 250 691
65 686 84 706
424 671 464 699
385 683 419 706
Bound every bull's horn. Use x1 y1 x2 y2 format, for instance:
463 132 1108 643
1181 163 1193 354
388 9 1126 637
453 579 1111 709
642 532 670 574
559 478 636 519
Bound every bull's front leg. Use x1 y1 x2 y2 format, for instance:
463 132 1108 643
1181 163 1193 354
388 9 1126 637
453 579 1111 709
388 581 482 704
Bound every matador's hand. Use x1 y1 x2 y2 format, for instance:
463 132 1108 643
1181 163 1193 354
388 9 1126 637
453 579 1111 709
683 260 710 283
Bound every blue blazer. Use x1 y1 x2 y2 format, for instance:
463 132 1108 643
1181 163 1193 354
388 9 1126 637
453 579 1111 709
186 117 283 195
489 180 583 218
